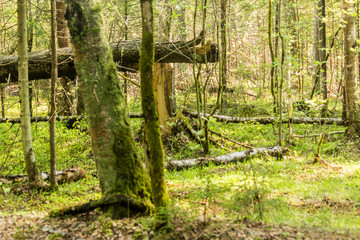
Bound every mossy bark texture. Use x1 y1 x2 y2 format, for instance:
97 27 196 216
65 0 153 217
140 0 168 209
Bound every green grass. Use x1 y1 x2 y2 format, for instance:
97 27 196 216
0 94 359 236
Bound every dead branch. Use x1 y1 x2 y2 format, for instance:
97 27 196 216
293 131 345 138
209 129 253 148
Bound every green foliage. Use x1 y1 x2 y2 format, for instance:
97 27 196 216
0 119 92 175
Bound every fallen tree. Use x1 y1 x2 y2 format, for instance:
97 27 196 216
184 111 346 125
1 112 344 127
0 113 143 124
0 32 218 83
0 167 86 184
165 146 288 171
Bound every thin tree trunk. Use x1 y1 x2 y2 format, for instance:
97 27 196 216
49 0 58 189
319 0 327 115
313 0 326 99
140 0 168 211
342 0 360 134
220 0 227 110
66 0 153 217
0 85 4 118
123 0 128 103
17 0 43 186
268 0 277 114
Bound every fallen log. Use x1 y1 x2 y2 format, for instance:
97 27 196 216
0 33 218 83
0 167 86 184
183 111 346 125
0 113 143 124
165 146 288 171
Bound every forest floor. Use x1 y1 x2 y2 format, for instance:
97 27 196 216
1 99 360 239
0 211 359 240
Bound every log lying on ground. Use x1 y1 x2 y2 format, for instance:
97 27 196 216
0 113 143 124
0 167 86 184
184 111 346 125
166 146 288 171
0 33 218 83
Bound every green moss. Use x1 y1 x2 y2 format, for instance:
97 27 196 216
64 0 154 218
91 2 102 13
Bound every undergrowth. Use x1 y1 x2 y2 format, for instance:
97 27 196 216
0 94 359 237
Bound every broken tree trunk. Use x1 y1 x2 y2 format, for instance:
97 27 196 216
166 146 288 171
184 111 346 125
0 34 218 83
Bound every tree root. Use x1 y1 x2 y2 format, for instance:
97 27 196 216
49 194 153 218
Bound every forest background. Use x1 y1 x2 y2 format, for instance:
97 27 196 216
0 0 360 239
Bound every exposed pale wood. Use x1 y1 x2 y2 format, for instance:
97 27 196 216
184 111 345 125
166 146 288 171
0 167 86 184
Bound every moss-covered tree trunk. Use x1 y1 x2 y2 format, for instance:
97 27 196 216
17 0 43 186
140 0 168 210
65 0 153 217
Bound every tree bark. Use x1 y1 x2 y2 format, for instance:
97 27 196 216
166 146 289 171
140 0 168 210
184 111 345 125
342 0 360 135
17 0 43 186
56 0 70 48
0 113 143 124
153 1 174 135
219 0 227 109
0 34 217 83
65 0 153 217
56 0 76 117
49 0 58 189
0 85 4 118
313 0 326 97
